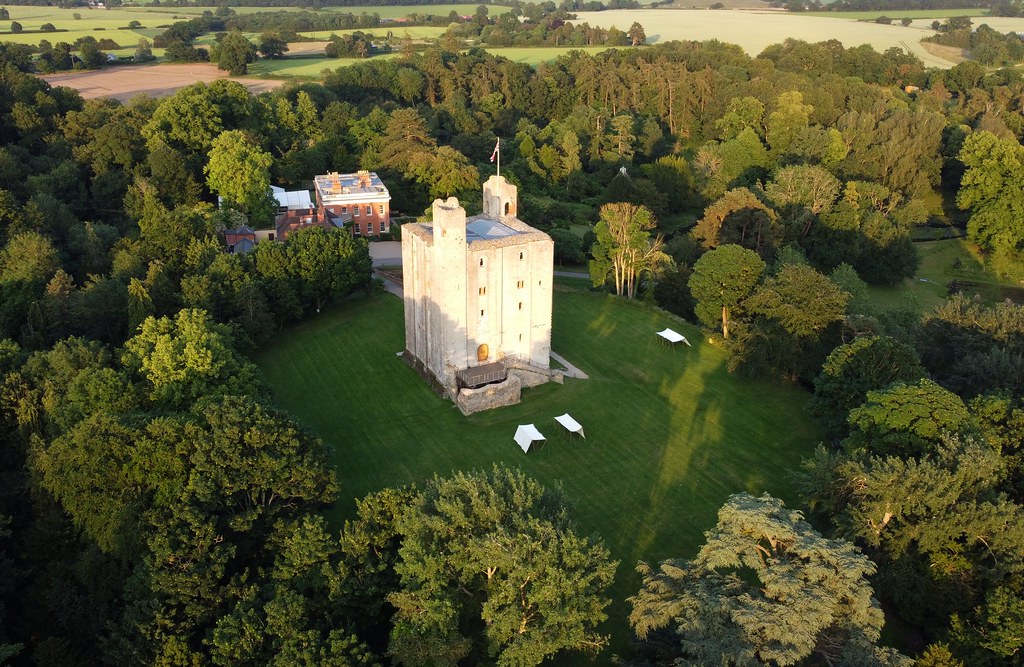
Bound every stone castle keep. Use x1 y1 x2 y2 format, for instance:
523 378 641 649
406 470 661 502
401 175 556 414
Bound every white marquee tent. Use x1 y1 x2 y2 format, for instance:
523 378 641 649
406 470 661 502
514 424 545 453
554 413 585 439
657 328 691 347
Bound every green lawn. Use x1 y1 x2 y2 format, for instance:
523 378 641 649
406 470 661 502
256 289 821 658
248 54 400 76
865 238 1024 313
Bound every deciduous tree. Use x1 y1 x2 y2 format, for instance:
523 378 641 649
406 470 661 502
810 336 925 440
120 308 261 408
204 130 274 223
388 467 616 667
215 31 257 76
688 244 765 339
257 32 288 59
957 131 1024 257
693 187 781 259
589 202 667 299
283 226 371 312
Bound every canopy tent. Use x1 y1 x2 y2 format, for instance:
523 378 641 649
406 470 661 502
514 424 545 453
554 413 585 439
657 328 691 347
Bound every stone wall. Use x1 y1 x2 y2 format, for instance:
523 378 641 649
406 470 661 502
456 374 522 416
506 363 553 389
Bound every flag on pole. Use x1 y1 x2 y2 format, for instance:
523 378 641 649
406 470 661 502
490 138 500 163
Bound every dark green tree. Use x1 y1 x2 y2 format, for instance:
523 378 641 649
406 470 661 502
688 244 765 339
957 131 1024 262
630 493 910 667
283 226 371 312
257 32 289 59
798 435 1024 636
215 31 257 76
810 336 925 440
845 379 974 459
120 308 261 408
732 263 850 380
388 467 617 667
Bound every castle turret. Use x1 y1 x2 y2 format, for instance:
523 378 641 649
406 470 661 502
431 197 469 387
483 175 517 219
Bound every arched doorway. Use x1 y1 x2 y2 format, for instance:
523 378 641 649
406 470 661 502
504 202 510 216
477 344 489 362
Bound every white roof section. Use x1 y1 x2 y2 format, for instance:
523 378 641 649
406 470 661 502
657 328 691 346
270 185 312 210
315 170 390 205
554 413 585 438
466 218 523 242
514 424 545 453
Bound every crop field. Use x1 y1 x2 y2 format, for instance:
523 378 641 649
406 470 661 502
256 288 821 656
573 8 1024 67
101 3 507 18
470 44 624 64
296 25 446 40
248 54 397 77
39 62 284 100
0 4 502 47
803 8 988 19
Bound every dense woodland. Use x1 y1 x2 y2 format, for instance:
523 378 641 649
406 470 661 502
2 31 1024 666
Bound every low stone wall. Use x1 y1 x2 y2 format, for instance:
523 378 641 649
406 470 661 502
456 374 522 416
503 359 554 388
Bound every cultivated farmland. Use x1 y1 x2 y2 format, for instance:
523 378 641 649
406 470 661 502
39 62 284 101
573 8 1024 67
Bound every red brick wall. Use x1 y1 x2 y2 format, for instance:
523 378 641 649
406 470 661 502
328 201 390 236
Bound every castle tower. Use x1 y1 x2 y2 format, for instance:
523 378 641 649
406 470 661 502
430 197 469 385
482 175 517 219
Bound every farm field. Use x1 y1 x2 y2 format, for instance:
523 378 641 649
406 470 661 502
125 3 507 18
248 54 396 77
256 288 821 657
39 62 284 100
573 8 1024 67
8 3 1024 70
803 8 988 19
0 4 500 47
295 25 446 40
249 45 621 76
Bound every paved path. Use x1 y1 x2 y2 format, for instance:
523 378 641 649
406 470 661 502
551 351 589 379
369 241 402 267
554 270 589 279
377 272 403 299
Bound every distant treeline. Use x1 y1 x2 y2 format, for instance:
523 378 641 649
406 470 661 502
226 10 388 33
787 0 987 10
448 10 645 46
924 17 1024 64
991 0 1024 14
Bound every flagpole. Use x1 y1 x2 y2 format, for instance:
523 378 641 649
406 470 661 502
496 137 500 180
